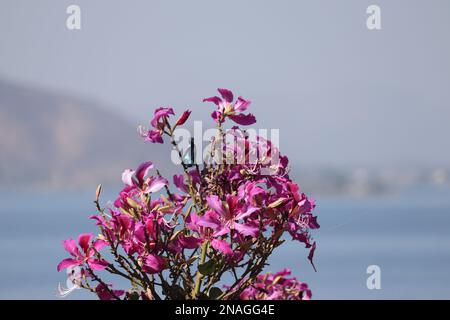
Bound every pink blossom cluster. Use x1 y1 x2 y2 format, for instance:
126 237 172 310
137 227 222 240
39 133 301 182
57 89 319 300
240 269 312 300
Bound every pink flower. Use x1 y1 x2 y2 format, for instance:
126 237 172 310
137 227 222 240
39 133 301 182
113 185 141 210
150 107 174 128
173 174 189 193
239 269 312 300
237 182 266 205
188 169 201 186
57 233 108 272
57 89 320 300
145 176 169 194
211 239 233 255
95 283 125 300
144 254 167 274
174 235 203 251
121 161 153 187
135 161 155 186
121 169 135 187
187 211 222 236
227 113 256 126
203 88 256 125
121 161 168 193
140 107 174 144
186 211 234 256
143 129 164 144
206 195 259 237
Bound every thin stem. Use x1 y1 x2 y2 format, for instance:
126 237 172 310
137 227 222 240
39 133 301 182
192 241 209 298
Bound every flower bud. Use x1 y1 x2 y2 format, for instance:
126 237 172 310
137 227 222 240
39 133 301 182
268 197 288 209
95 184 102 202
175 110 191 126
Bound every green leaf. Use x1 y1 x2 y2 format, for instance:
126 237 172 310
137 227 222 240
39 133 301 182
208 287 223 300
171 284 188 299
126 291 140 300
198 260 215 276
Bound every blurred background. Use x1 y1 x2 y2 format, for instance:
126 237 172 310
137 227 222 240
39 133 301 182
1 0 449 299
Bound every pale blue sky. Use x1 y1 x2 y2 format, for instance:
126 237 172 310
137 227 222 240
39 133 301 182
1 0 450 167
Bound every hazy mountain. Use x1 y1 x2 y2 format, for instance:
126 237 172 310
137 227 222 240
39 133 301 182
2 77 447 196
0 79 172 191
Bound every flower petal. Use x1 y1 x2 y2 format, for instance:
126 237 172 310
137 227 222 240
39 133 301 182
77 233 93 253
233 97 251 112
144 254 167 274
88 259 109 270
197 211 222 229
135 161 154 185
228 113 256 126
211 110 222 123
234 223 259 237
121 169 135 187
173 174 189 193
218 88 234 103
211 239 233 255
57 258 81 272
150 107 174 127
206 195 226 217
144 129 164 144
308 216 320 229
146 176 168 193
212 226 230 237
62 238 79 257
95 284 125 300
203 96 222 105
92 239 108 252
177 235 203 249
235 206 258 220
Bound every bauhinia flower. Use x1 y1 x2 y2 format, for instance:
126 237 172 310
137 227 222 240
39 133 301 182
139 107 175 144
151 107 175 128
121 161 168 193
141 129 164 144
95 284 125 300
206 195 259 237
203 88 256 125
143 254 168 274
239 269 312 300
57 88 319 300
57 233 108 272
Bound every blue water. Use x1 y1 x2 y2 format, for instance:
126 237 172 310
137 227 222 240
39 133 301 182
0 188 449 299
